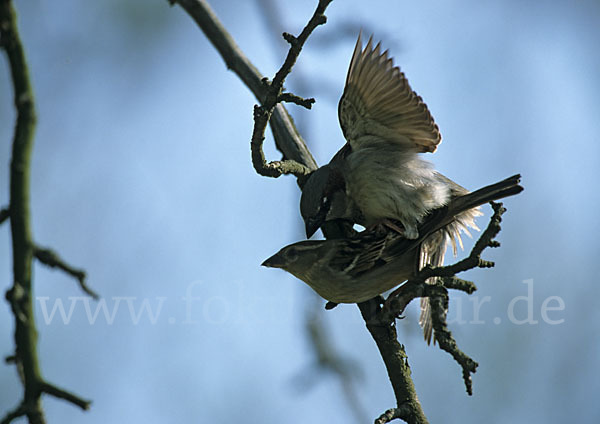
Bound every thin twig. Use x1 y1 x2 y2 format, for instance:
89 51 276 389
171 0 318 172
441 276 477 294
378 202 508 396
375 406 414 424
251 105 312 177
41 382 92 410
0 405 26 424
248 0 332 177
33 245 99 299
278 92 315 109
429 293 478 395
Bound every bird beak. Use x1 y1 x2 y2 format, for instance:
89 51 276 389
305 219 320 239
261 253 285 268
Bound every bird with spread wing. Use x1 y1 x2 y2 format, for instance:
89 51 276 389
273 33 521 344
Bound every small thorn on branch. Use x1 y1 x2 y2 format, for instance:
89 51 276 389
33 244 99 299
282 32 297 46
0 207 9 224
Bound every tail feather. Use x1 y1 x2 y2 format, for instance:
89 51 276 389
417 174 523 344
419 230 447 344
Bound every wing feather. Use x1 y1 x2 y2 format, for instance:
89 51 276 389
339 33 441 153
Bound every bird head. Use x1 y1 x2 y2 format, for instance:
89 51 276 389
261 241 325 279
300 165 348 238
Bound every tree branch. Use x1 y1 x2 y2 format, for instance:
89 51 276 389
1 1 44 421
277 92 315 109
248 0 332 178
379 202 509 397
33 245 99 299
171 0 318 174
1 1 91 422
40 382 91 411
358 299 429 424
0 405 26 424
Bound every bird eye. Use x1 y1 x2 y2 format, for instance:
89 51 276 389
286 247 298 261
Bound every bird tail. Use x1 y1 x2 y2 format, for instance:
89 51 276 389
418 231 447 345
418 174 523 344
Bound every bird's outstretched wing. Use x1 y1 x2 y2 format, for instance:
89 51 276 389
338 33 441 153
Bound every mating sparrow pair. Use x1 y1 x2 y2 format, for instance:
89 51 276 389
263 34 522 343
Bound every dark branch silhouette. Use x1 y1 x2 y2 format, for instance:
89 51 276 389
1 1 94 422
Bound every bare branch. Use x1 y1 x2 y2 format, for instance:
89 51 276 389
358 299 429 424
278 92 315 109
375 406 413 424
41 381 92 411
251 105 313 177
428 292 478 395
1 0 45 421
441 276 477 294
2 1 91 421
33 245 99 299
248 0 332 177
378 202 509 396
0 404 26 424
171 0 318 173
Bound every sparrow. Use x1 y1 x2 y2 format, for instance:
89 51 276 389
301 32 447 240
299 33 517 343
266 175 523 306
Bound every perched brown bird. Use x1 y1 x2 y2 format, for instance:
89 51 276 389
299 34 519 343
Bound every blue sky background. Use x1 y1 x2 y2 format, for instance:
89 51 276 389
1 0 599 422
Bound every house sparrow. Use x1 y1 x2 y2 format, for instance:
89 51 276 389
301 33 446 240
299 34 520 342
263 231 419 304
267 174 522 306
